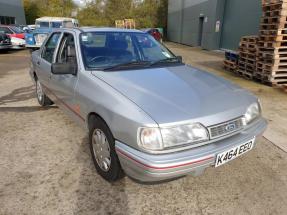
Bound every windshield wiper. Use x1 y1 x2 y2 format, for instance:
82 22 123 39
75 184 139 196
149 57 181 66
103 61 151 71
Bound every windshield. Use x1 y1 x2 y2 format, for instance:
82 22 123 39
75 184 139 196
10 26 24 33
36 21 49 28
80 32 177 70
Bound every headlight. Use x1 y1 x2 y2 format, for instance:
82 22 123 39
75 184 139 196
137 123 209 151
137 127 163 151
161 123 209 148
244 102 261 124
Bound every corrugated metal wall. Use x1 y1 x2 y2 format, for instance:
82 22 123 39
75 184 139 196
220 0 262 50
0 0 26 25
167 0 183 43
167 0 262 51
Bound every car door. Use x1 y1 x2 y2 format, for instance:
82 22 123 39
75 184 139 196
49 32 82 122
36 32 62 87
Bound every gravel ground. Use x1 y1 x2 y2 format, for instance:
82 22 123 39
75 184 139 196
0 49 286 215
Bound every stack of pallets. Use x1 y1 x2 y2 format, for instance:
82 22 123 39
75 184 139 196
237 36 258 79
223 51 238 73
257 0 287 90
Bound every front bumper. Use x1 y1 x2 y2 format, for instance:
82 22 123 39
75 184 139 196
0 44 12 50
26 44 41 49
11 45 25 49
115 118 267 182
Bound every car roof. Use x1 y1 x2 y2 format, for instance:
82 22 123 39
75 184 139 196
78 27 145 33
36 17 78 22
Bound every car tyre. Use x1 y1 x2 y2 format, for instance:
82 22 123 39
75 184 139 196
36 79 53 106
89 116 124 182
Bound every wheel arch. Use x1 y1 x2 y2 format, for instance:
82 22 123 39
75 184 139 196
87 112 112 134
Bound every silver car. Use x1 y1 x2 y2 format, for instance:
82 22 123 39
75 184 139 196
30 27 267 183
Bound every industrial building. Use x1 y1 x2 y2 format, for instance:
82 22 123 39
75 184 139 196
0 0 26 25
167 0 262 51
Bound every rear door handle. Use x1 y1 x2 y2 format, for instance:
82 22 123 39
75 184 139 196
37 61 40 65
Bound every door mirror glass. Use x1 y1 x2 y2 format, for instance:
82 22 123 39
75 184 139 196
51 63 77 75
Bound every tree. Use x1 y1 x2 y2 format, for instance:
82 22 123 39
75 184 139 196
105 0 133 26
23 0 40 24
23 0 169 30
23 0 76 24
77 1 109 26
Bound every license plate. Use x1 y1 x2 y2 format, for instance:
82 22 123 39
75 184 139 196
215 137 255 167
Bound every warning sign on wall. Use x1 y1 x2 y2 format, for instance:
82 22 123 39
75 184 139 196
215 20 220 32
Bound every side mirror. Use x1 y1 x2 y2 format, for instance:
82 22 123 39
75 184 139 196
177 56 183 63
51 63 77 75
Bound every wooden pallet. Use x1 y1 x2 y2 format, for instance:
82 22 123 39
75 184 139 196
263 9 287 17
241 36 259 43
257 55 287 63
238 57 257 65
239 51 257 59
260 22 287 30
237 70 254 79
253 72 271 84
259 28 287 35
257 46 287 53
266 62 287 70
261 16 287 24
223 60 237 68
262 2 287 11
239 43 257 52
258 40 287 47
259 34 287 41
262 0 287 5
257 50 287 59
223 60 238 73
270 77 287 85
273 83 287 92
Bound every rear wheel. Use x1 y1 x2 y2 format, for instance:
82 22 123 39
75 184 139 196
35 79 53 106
89 116 124 182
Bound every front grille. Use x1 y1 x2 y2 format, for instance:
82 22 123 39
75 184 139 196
208 117 244 139
34 34 48 45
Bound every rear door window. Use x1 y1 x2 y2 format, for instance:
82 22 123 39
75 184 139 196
42 32 61 63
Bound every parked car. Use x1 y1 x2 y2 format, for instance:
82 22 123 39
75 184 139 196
0 32 12 50
10 37 26 49
141 28 163 43
25 17 79 50
0 25 25 39
28 25 36 30
30 28 267 183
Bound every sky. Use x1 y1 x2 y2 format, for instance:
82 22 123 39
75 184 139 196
73 0 92 7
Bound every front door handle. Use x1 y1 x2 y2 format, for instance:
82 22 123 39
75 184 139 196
37 61 40 65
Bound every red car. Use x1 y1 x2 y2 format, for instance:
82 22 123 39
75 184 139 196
0 25 25 39
142 28 163 43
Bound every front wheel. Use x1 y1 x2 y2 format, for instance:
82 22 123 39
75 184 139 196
89 117 124 182
35 80 53 106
